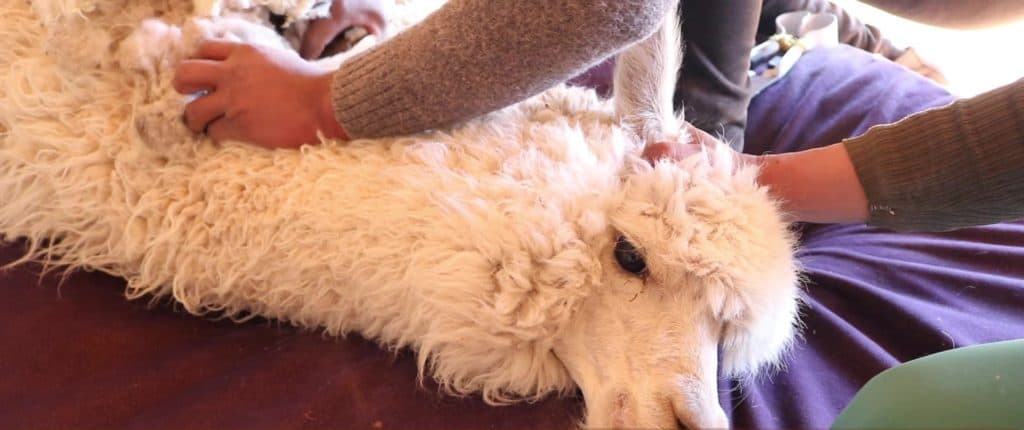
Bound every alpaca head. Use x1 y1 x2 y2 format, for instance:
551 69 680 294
553 148 802 429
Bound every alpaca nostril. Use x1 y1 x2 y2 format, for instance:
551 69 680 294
669 378 730 430
671 396 729 430
609 391 635 429
595 390 678 429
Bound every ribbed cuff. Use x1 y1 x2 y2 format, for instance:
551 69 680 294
331 47 409 139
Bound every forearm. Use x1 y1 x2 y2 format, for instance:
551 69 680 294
330 0 673 139
757 143 869 224
758 79 1024 232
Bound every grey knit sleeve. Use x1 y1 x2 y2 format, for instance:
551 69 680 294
844 78 1024 232
329 0 673 139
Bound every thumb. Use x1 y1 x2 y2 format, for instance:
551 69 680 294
642 123 725 165
300 17 347 60
642 141 706 165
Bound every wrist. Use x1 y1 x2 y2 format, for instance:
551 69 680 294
752 153 779 194
755 152 815 223
316 73 350 141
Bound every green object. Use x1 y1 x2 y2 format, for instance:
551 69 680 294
833 340 1024 429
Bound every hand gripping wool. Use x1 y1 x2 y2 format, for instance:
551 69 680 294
0 0 801 428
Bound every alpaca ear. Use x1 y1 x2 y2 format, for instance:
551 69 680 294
681 223 800 379
715 279 802 379
612 0 683 143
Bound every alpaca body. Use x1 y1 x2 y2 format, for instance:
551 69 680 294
0 1 802 427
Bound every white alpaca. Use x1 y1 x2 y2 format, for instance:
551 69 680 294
0 0 801 428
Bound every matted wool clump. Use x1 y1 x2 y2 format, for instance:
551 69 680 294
0 0 801 428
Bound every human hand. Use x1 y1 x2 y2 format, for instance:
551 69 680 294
174 40 349 149
300 0 387 59
642 125 871 225
641 125 755 166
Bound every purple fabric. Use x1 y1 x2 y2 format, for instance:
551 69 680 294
0 243 581 429
722 44 1024 429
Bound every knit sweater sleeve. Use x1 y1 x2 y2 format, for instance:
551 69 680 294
844 78 1024 232
329 0 672 139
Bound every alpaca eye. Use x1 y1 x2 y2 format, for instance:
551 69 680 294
268 13 287 34
614 236 648 276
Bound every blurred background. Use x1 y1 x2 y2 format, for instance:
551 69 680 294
833 0 1024 97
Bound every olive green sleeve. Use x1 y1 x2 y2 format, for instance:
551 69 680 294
844 79 1024 232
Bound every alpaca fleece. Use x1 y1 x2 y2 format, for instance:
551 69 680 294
0 0 801 426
